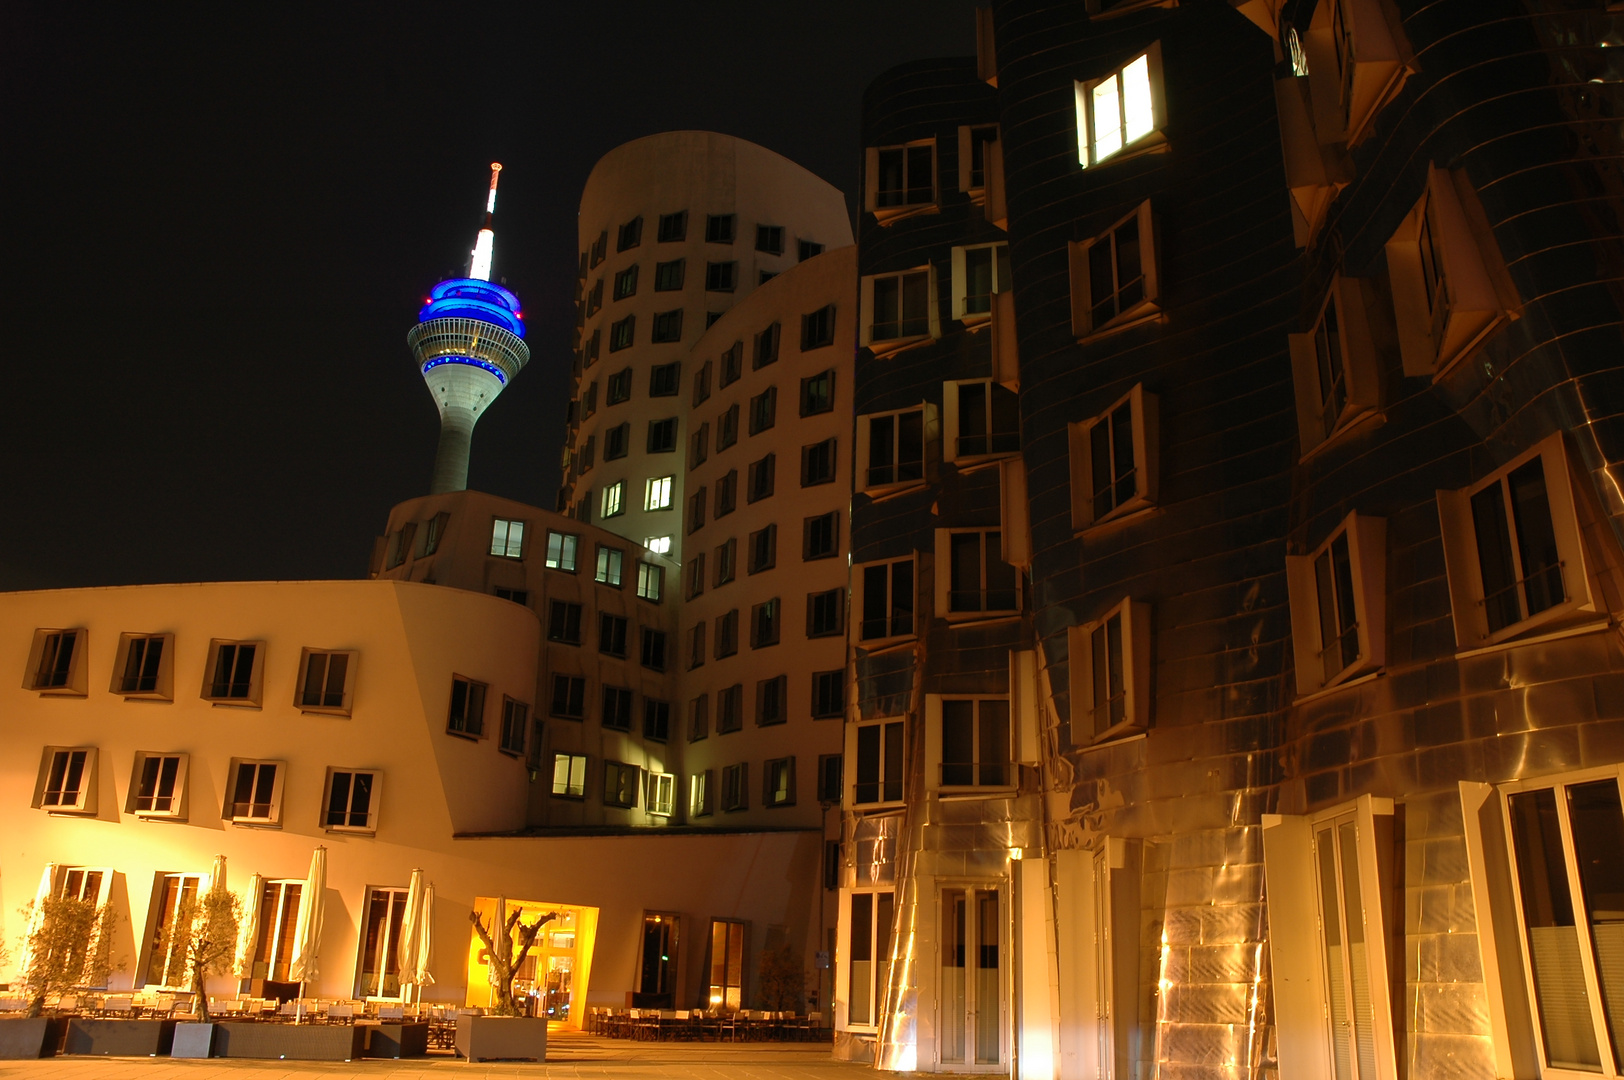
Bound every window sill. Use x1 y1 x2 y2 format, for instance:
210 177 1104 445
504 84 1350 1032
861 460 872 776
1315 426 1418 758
1300 408 1384 464
1077 306 1163 344
1088 0 1176 18
1085 132 1169 171
944 611 1022 628
1075 728 1147 754
765 801 797 810
297 706 352 718
947 452 1018 474
551 792 586 801
812 712 845 721
445 729 483 742
1293 668 1381 706
957 311 992 329
33 687 86 698
134 812 186 823
859 481 928 505
1454 615 1610 660
116 692 173 702
866 334 937 358
935 785 1019 801
229 819 282 830
851 801 907 813
1079 501 1159 538
207 698 262 709
324 824 376 836
41 805 94 816
871 202 940 225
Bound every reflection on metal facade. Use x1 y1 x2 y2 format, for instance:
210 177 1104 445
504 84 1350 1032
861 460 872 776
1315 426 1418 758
840 2 1624 1077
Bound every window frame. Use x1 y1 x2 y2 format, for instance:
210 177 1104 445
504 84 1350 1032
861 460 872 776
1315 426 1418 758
926 695 1014 792
322 767 382 833
25 627 87 696
647 771 676 817
111 632 173 700
201 638 266 707
847 717 905 809
865 139 938 221
498 698 530 757
856 404 932 495
34 745 98 814
1068 598 1152 744
1069 200 1160 339
223 757 287 826
1285 511 1387 697
1069 383 1159 531
950 242 1012 323
545 530 580 572
1289 275 1382 459
552 753 588 799
935 528 1021 620
764 756 796 808
127 751 189 819
293 648 356 716
944 378 1020 465
490 518 527 559
861 267 939 354
446 675 488 739
1074 42 1167 168
856 556 917 645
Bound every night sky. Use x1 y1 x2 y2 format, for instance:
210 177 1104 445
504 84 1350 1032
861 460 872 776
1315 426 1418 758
0 2 978 592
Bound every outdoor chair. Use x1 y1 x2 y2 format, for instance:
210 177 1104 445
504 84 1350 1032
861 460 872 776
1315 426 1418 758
378 1005 405 1021
326 1002 355 1023
104 996 135 1018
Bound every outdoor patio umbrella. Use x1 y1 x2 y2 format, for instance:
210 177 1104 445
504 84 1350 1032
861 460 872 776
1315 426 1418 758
287 846 327 1020
397 869 436 1002
233 873 263 980
15 863 56 984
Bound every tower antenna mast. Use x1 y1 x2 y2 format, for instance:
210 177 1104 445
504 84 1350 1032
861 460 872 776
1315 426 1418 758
469 162 502 281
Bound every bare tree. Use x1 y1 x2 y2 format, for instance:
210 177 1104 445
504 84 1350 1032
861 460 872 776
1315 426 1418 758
468 906 558 1017
17 895 117 1018
755 944 806 1012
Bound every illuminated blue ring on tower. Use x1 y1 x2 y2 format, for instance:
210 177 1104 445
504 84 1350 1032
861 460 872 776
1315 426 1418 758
417 278 526 338
407 315 530 385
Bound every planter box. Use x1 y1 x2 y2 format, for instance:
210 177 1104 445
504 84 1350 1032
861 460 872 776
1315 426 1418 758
0 1017 69 1059
361 1021 428 1058
64 1018 175 1057
171 1022 216 1059
454 1014 547 1062
214 1021 364 1061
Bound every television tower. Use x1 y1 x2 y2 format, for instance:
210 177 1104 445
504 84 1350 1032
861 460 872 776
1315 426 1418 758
407 163 530 494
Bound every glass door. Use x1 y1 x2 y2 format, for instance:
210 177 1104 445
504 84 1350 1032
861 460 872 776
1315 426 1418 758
940 885 1004 1069
1314 813 1379 1080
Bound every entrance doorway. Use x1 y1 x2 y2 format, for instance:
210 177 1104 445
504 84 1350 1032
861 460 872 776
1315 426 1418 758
637 912 679 1007
465 899 596 1024
940 885 1004 1069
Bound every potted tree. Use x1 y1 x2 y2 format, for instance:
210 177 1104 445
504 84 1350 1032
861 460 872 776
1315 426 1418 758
456 898 555 1062
168 880 241 1058
3 894 116 1058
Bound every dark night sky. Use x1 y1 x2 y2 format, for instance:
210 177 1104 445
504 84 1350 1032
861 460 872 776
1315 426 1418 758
0 2 978 591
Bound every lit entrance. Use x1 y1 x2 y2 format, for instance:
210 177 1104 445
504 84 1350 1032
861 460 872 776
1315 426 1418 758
465 898 597 1025
940 885 1004 1069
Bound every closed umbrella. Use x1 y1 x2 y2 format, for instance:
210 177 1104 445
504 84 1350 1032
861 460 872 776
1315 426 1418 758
193 856 229 998
397 870 426 1001
414 883 436 995
233 873 263 980
287 847 327 1020
16 864 56 985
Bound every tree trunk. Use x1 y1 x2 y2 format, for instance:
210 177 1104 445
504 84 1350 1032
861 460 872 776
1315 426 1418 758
25 991 45 1019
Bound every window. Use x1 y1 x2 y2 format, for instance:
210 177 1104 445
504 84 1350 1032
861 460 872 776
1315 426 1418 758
499 699 529 756
1286 512 1387 696
112 633 170 698
939 530 1017 616
706 420 737 470
1438 432 1593 646
605 368 631 405
859 558 915 642
801 370 834 416
690 423 709 469
548 601 583 644
802 304 836 350
716 609 739 657
747 454 775 502
582 381 598 419
546 530 579 571
657 211 687 243
852 718 904 806
604 761 640 808
1386 167 1510 378
447 676 487 737
355 885 409 998
604 422 629 460
808 588 844 638
599 613 629 657
652 258 686 292
756 225 785 255
937 697 1011 787
590 230 608 267
751 598 780 648
947 380 1020 463
639 696 671 741
647 419 678 454
716 470 738 517
552 753 587 798
610 315 635 351
799 239 824 261
813 670 843 718
691 363 713 408
847 891 897 1028
1075 43 1165 167
648 363 681 399
646 535 671 558
864 270 933 349
596 546 625 586
724 343 746 385
602 686 633 730
1070 384 1159 530
324 768 380 831
35 747 96 813
203 639 263 705
644 475 674 511
689 622 707 668
646 771 675 816
26 628 84 693
146 872 206 987
687 555 706 599
494 586 528 605
952 244 1012 321
385 524 416 569
860 408 926 490
296 649 353 714
613 264 639 300
705 214 735 244
636 562 663 601
583 328 600 367
757 675 787 726
225 758 285 824
550 675 586 719
602 481 625 518
689 488 709 534
722 763 749 812
417 511 450 557
1070 201 1159 337
748 525 776 574
679 696 705 744
617 216 643 251
1301 0 1407 146
641 628 667 672
1290 277 1381 457
483 517 526 560
652 308 684 343
753 322 780 369
804 512 839 560
129 752 187 818
718 684 744 733
577 436 596 474
706 262 738 292
690 769 713 816
868 140 936 214
959 124 1001 192
1069 598 1151 742
748 387 776 435
715 537 737 586
764 756 795 807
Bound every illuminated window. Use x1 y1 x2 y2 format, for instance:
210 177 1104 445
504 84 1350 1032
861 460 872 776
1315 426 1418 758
323 768 380 830
690 769 713 816
859 558 915 642
604 761 640 808
637 561 664 600
225 758 285 824
863 270 933 348
1069 598 1150 742
644 476 674 512
1069 201 1159 337
446 676 487 738
35 746 96 813
951 243 1011 320
545 530 579 571
647 772 675 816
296 649 354 714
602 481 624 519
1075 44 1164 167
595 546 624 586
1069 384 1158 530
764 755 795 806
552 753 587 798
490 518 526 558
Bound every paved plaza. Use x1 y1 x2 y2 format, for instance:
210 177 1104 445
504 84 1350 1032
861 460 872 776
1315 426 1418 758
0 1028 884 1080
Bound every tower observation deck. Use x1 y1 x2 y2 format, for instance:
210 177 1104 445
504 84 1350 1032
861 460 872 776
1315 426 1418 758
408 163 530 494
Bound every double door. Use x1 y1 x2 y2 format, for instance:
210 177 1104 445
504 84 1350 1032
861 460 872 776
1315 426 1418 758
940 885 1005 1070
